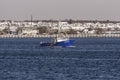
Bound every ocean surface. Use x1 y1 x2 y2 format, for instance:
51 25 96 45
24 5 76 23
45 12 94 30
0 37 120 80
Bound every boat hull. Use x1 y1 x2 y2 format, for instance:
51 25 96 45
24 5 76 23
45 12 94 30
40 39 74 47
54 39 74 47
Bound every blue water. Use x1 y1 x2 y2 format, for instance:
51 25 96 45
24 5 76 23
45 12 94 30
0 38 120 80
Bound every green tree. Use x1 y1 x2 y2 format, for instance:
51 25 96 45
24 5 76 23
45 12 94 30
95 28 104 34
3 28 10 34
37 27 47 34
66 29 77 34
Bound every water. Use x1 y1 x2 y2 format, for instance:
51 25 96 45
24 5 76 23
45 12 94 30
0 38 120 80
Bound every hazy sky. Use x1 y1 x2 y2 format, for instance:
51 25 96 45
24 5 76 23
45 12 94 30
0 0 120 20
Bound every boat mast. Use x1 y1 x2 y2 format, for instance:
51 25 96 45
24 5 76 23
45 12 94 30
31 15 33 27
58 20 60 35
57 20 62 38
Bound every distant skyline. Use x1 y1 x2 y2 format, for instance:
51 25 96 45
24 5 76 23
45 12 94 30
0 0 120 20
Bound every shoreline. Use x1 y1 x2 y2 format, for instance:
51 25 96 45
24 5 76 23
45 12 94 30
0 34 120 38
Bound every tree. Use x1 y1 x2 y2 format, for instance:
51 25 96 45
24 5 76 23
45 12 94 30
3 28 10 34
67 19 73 24
95 28 104 34
37 27 47 34
16 27 22 35
66 29 77 34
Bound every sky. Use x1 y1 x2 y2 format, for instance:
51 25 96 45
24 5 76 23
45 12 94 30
0 0 120 20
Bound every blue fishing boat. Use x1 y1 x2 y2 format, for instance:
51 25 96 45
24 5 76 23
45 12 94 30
40 22 75 47
40 35 74 47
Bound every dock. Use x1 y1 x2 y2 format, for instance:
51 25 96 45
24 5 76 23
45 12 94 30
0 34 120 38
